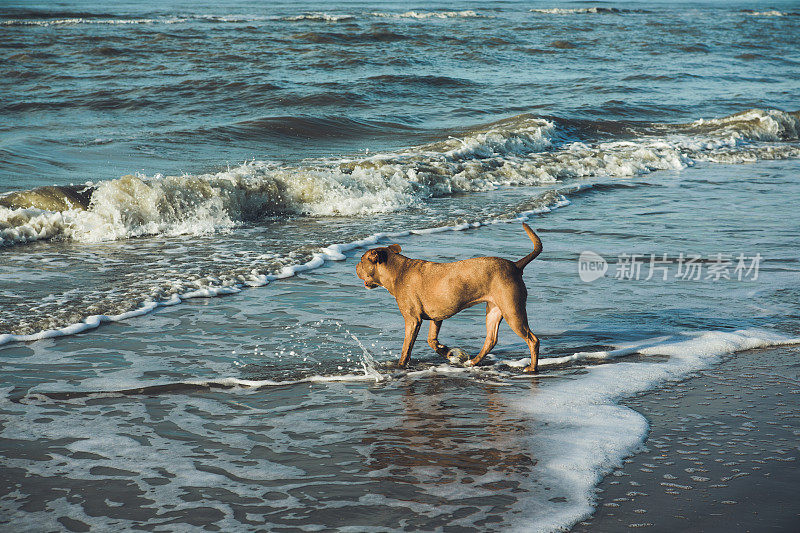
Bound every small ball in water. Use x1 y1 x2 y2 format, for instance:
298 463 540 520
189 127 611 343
446 347 470 364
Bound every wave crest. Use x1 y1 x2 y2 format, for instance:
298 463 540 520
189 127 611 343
530 7 648 15
1 109 798 247
282 13 355 22
741 10 798 17
369 11 483 19
2 10 485 26
681 109 800 142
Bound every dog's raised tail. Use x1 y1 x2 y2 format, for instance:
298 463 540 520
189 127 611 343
515 223 542 270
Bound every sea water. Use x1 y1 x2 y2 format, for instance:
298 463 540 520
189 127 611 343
1 1 799 531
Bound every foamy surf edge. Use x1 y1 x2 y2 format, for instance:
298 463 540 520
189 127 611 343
514 328 800 532
0 193 574 347
22 362 514 403
24 329 798 402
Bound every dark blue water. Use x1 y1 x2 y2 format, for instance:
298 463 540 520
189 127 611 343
2 0 798 190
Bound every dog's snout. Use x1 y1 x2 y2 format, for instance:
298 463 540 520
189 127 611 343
356 256 380 289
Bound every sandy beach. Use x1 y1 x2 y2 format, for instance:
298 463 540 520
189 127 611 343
577 346 800 532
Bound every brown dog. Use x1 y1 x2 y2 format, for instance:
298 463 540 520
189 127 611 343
356 223 543 372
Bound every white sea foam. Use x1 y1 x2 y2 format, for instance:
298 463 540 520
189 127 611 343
282 13 355 22
1 11 482 26
743 10 791 17
1 17 186 26
196 13 355 23
125 363 509 396
530 7 629 15
1 13 356 27
2 11 487 26
3 109 797 250
196 14 274 23
516 329 800 532
369 10 483 19
681 108 800 142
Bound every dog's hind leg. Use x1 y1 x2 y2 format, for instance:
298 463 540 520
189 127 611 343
427 320 451 358
466 303 503 367
503 306 539 372
490 286 539 372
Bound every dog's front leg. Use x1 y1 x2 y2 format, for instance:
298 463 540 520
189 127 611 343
398 316 421 368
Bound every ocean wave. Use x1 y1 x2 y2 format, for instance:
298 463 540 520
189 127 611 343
530 7 649 15
196 13 356 23
369 10 483 19
0 14 299 26
282 13 355 22
1 17 178 26
741 9 799 17
1 109 798 248
678 108 800 141
1 10 486 27
188 115 417 142
291 30 410 44
1 13 353 27
0 115 556 245
366 74 477 87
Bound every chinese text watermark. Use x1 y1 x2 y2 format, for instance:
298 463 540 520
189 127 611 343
578 252 762 283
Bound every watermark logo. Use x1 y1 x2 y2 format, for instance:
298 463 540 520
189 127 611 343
578 251 608 282
578 251 762 282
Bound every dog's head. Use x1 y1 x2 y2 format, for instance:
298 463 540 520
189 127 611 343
356 244 401 289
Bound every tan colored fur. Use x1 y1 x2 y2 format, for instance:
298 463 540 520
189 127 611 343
356 223 542 372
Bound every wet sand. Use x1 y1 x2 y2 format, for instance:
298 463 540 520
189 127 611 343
575 346 800 532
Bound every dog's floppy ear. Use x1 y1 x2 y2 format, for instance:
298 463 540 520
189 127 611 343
388 244 401 253
366 249 388 264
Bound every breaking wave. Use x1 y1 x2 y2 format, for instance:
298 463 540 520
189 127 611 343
282 13 355 22
668 108 800 142
1 109 798 247
530 7 650 15
369 11 484 19
741 9 799 17
2 17 173 26
1 10 482 27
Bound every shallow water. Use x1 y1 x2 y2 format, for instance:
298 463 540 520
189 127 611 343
1 1 800 531
2 160 800 531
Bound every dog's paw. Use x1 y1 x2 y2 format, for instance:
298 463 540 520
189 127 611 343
377 360 404 370
446 347 470 364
